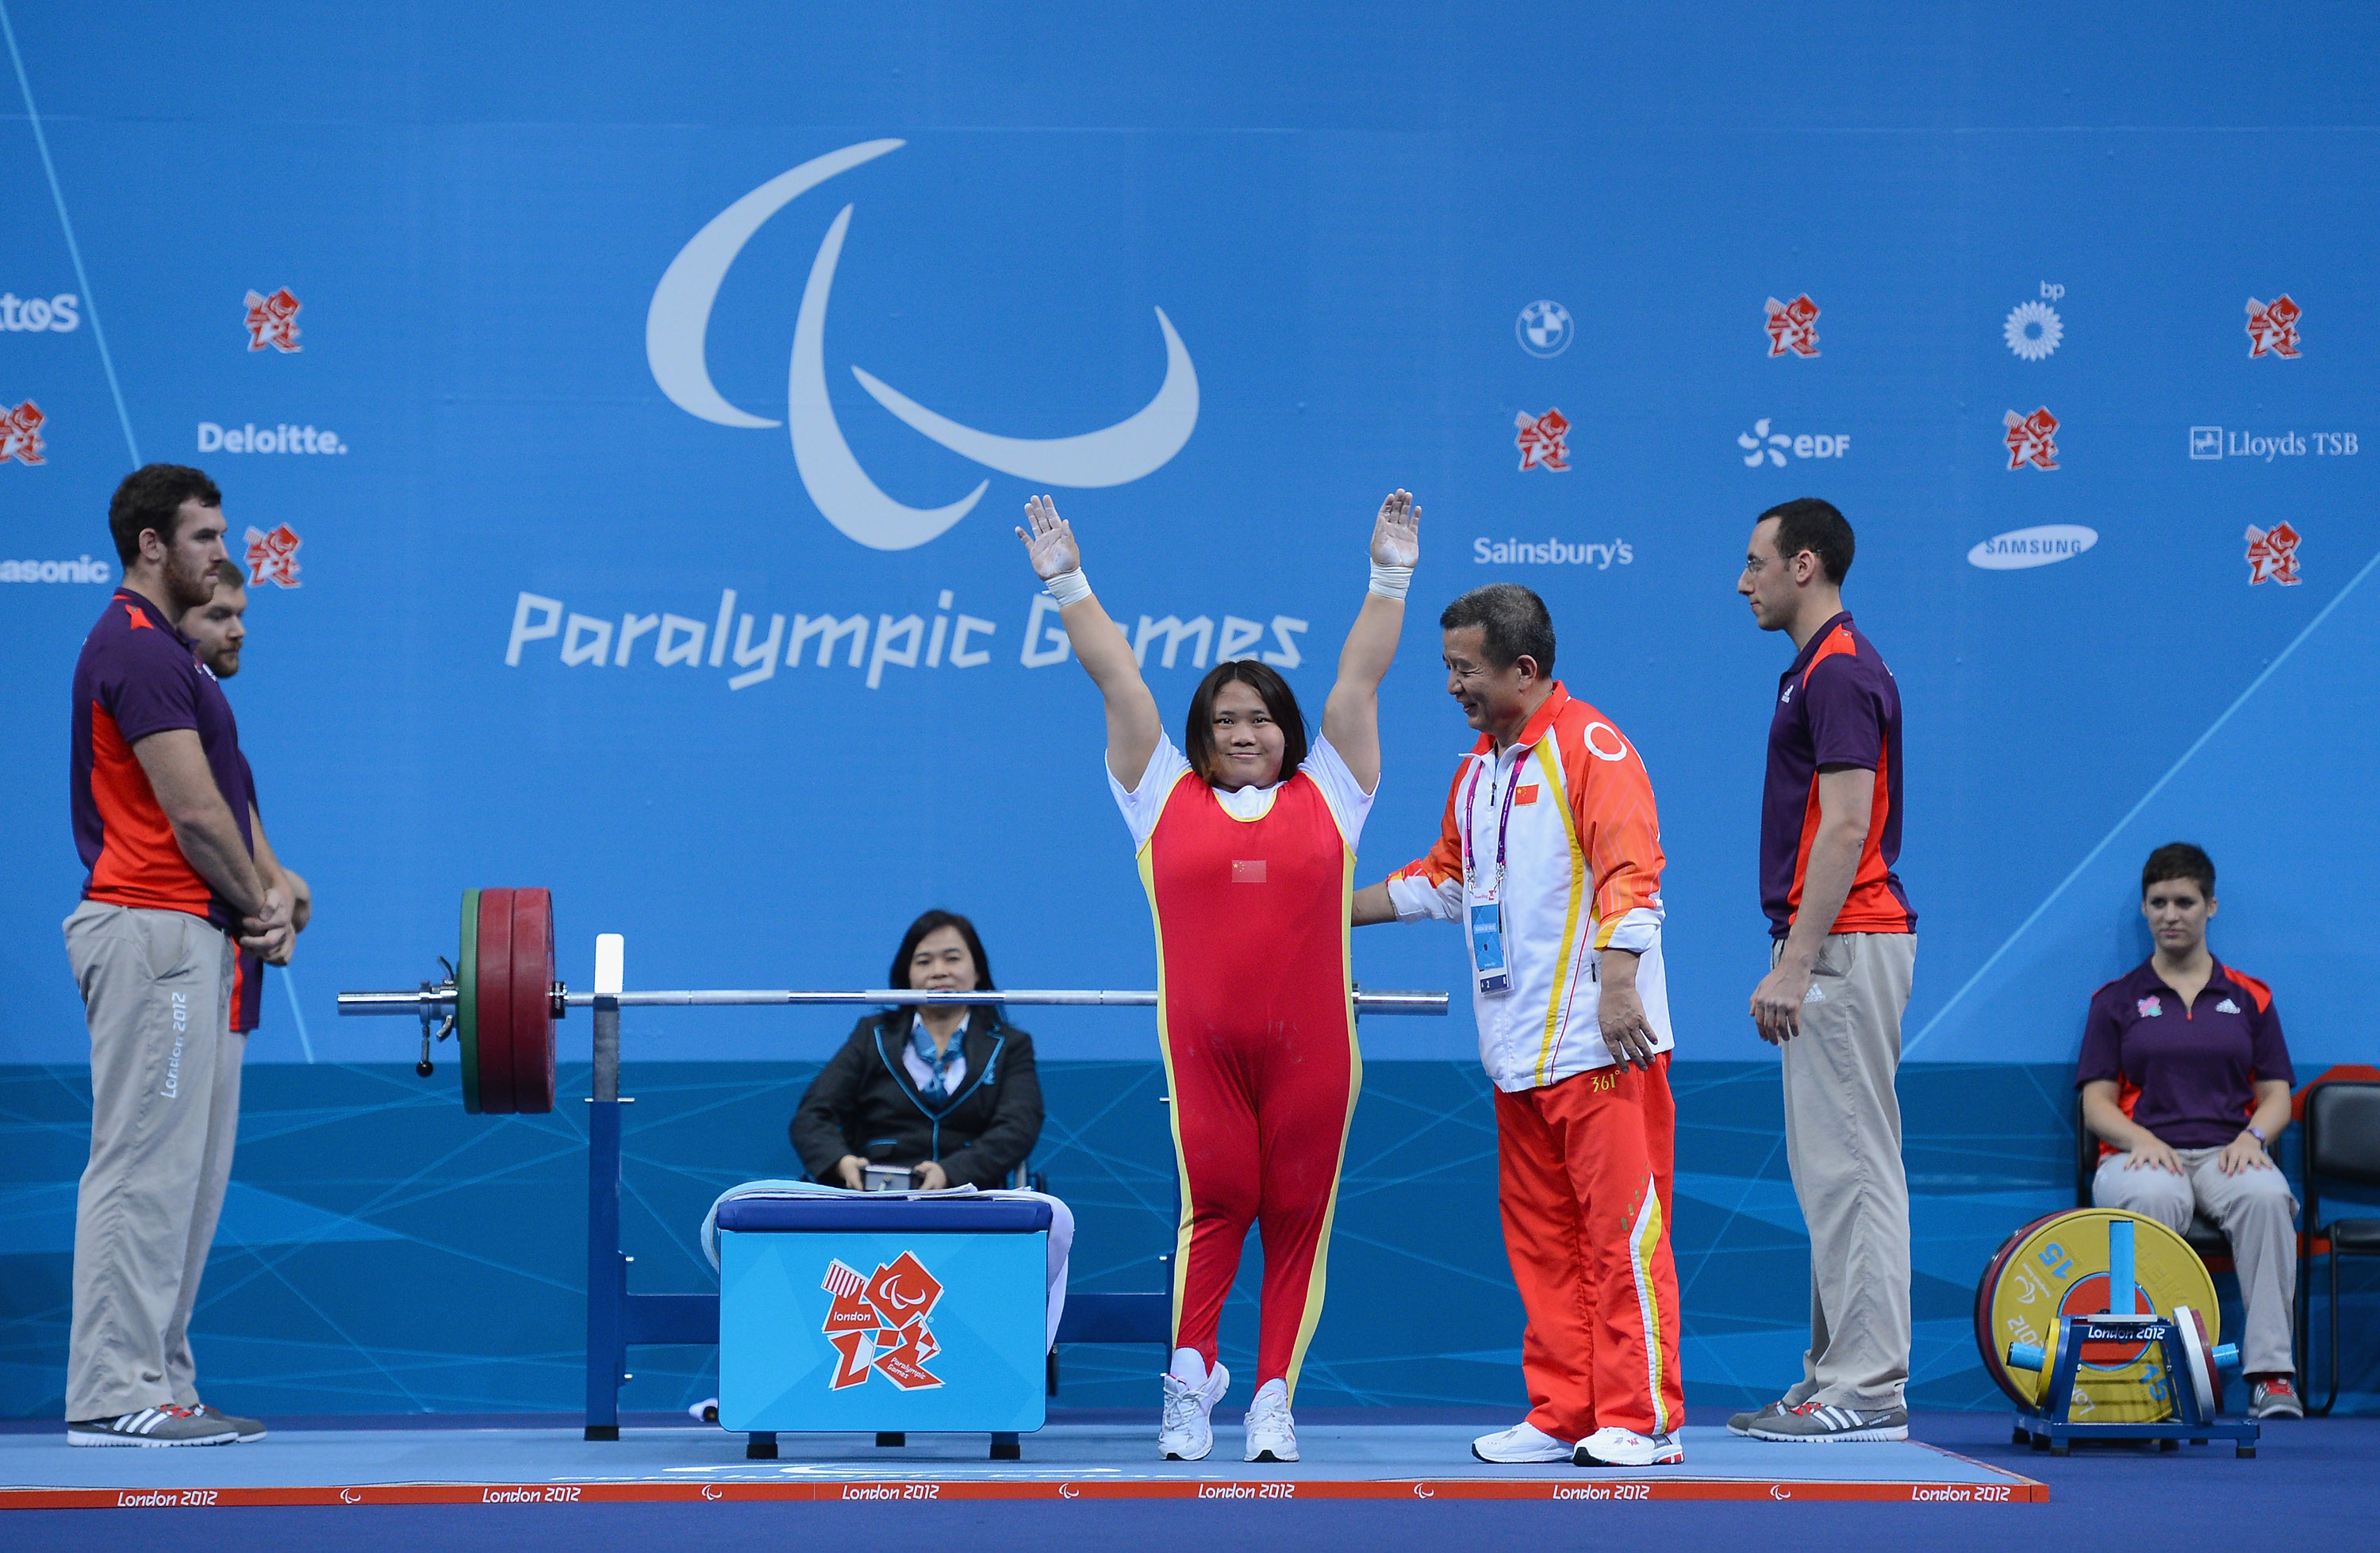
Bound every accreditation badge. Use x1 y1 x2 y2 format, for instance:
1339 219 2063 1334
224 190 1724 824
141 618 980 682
1469 897 1511 995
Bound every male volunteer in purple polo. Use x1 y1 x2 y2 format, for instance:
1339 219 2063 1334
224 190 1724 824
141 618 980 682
1732 498 1917 1444
65 466 290 1448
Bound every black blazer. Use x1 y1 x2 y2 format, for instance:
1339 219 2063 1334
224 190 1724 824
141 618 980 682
789 1009 1042 1191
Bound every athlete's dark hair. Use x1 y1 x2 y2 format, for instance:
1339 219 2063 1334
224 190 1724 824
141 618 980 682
108 465 222 566
1440 582 1557 675
209 560 247 590
1759 497 1856 585
1184 659 1308 788
2140 843 2216 901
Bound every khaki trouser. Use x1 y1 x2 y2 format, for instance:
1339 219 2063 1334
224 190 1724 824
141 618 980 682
63 901 240 1421
2094 1148 2298 1376
1775 932 1916 1411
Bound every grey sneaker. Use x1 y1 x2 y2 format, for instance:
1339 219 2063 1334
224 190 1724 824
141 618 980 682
1727 1399 1790 1436
68 1405 239 1448
192 1403 267 1441
1747 1401 1909 1442
2248 1379 2303 1420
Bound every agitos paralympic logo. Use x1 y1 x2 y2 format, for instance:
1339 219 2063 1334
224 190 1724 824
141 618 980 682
820 1252 946 1390
647 140 1199 551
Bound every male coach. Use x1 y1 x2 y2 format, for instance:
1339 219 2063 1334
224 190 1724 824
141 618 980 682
66 466 290 1447
1733 498 1917 1443
1353 583 1685 1470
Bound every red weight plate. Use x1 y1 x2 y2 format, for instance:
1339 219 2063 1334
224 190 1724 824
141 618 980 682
474 887 518 1115
509 888 556 1114
1974 1210 2068 1407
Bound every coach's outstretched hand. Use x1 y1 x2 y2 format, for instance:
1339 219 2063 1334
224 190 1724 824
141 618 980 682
1372 489 1421 569
1016 494 1081 581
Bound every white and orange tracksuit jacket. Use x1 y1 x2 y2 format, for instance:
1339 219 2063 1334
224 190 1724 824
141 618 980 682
1385 684 1672 1092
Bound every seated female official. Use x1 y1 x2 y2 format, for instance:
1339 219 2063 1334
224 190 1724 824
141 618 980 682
791 909 1043 1191
2079 842 2301 1419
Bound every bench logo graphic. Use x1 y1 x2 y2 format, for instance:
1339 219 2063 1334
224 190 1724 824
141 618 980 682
1 400 45 465
1763 294 1820 358
820 1253 946 1390
244 524 303 588
647 140 1198 551
1514 408 1571 470
2003 406 2059 470
2244 295 2300 359
244 288 302 353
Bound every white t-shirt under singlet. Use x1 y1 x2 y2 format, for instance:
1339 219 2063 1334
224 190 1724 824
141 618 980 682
1106 731 1376 852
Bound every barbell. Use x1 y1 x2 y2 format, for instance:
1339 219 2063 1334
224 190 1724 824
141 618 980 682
339 888 1452 1115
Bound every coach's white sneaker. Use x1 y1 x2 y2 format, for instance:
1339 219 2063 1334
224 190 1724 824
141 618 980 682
1470 1421 1572 1463
1159 1360 1230 1461
1574 1426 1684 1467
1243 1378 1297 1462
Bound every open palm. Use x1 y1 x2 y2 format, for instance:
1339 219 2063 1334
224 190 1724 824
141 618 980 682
1372 489 1420 568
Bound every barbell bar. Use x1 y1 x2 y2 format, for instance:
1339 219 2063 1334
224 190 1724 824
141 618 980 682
339 888 1449 1117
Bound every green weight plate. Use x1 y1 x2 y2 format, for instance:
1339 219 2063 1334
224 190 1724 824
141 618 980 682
457 888 482 1115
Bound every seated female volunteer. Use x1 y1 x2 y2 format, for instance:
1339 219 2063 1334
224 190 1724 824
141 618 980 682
789 909 1073 1347
1015 489 1418 1465
2079 842 2301 1420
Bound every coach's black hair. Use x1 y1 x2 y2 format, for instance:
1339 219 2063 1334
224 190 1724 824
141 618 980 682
1439 582 1557 675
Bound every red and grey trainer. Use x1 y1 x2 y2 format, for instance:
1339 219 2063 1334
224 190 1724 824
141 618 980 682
1747 1401 1910 1442
67 1405 239 1448
2249 1379 2304 1420
191 1403 267 1441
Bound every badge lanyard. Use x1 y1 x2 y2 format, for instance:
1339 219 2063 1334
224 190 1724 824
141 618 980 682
1460 748 1525 995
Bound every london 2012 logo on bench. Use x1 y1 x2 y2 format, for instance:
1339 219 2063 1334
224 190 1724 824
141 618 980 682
820 1254 946 1390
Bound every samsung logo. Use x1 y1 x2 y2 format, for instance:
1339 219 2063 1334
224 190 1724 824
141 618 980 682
1967 524 2098 570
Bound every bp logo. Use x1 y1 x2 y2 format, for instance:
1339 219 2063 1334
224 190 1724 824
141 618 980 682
820 1252 946 1390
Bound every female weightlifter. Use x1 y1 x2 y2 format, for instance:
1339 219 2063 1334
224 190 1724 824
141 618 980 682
1016 489 1418 1463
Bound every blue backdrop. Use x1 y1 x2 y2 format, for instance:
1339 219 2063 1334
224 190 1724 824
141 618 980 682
3 2 2376 1416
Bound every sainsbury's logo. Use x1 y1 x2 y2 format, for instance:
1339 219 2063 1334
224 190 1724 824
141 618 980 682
1967 525 2098 570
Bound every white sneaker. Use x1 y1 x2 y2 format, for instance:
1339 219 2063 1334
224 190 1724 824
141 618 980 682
1243 1378 1296 1462
1159 1360 1230 1460
1470 1421 1572 1463
1574 1426 1684 1467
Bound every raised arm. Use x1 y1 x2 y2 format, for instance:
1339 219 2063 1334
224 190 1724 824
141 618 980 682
1319 489 1420 792
1016 495 1164 789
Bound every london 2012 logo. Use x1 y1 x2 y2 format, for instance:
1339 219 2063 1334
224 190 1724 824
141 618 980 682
820 1252 946 1390
647 141 1198 551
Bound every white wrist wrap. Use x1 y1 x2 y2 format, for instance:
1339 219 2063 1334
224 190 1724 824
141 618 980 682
1368 563 1414 600
1043 567 1092 608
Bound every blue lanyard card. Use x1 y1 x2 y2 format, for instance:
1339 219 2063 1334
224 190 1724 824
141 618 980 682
1469 900 1511 995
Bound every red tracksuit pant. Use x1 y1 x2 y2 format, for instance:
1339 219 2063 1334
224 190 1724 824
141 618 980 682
1495 1054 1684 1441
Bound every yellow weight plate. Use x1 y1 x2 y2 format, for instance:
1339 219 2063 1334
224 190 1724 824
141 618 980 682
1976 1207 2217 1422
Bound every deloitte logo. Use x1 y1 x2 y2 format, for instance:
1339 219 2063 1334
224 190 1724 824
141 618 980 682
1967 524 2097 570
198 422 348 455
1515 300 1572 358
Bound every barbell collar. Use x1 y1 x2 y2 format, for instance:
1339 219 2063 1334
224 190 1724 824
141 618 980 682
342 986 1449 1015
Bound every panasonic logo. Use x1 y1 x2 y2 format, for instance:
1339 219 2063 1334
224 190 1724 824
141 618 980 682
1967 524 2098 570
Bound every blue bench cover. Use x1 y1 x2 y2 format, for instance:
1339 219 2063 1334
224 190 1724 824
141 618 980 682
715 1197 1053 1234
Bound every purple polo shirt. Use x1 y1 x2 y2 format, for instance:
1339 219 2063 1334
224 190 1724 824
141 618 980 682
71 589 254 929
2077 959 2293 1149
228 750 264 1034
1759 612 1914 939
